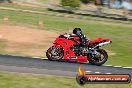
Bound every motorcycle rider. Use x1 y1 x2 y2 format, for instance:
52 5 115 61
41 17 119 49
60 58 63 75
73 28 89 46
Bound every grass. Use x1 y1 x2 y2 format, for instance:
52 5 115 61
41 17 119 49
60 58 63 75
0 39 7 54
0 72 131 88
36 0 60 4
0 9 132 66
0 3 50 12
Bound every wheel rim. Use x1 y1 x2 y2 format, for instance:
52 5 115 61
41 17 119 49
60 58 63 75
47 46 63 60
90 50 106 63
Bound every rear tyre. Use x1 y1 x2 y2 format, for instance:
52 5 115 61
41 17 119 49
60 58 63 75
46 46 64 61
88 49 108 66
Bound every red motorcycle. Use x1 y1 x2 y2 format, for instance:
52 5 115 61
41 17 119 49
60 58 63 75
46 33 112 66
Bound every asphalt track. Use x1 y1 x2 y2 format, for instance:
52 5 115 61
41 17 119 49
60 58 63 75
0 55 131 77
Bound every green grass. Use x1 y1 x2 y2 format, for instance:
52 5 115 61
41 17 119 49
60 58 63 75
36 0 60 4
0 3 50 12
0 10 132 66
0 72 131 88
0 39 7 54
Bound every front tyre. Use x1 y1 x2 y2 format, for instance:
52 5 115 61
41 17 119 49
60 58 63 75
46 46 64 61
88 49 108 66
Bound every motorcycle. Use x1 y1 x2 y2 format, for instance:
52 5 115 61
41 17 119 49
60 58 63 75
46 33 112 66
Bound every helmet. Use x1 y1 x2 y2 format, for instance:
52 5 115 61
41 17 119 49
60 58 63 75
73 28 82 36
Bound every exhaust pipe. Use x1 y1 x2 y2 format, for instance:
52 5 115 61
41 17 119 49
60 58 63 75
93 41 111 49
98 41 111 47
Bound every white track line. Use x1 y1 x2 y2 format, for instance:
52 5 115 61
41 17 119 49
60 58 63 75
94 72 101 74
104 65 113 66
105 65 132 68
105 73 112 74
40 58 47 59
86 71 92 73
122 67 132 69
113 66 123 67
8 54 19 56
32 57 41 59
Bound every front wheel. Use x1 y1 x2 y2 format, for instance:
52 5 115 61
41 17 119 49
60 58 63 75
46 46 64 61
88 49 108 66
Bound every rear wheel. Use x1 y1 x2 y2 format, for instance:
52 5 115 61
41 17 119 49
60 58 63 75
88 49 108 66
46 46 64 61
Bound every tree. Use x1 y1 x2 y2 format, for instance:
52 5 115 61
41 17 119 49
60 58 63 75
7 0 12 3
80 0 93 4
80 0 104 5
61 0 80 8
0 0 12 3
95 0 103 5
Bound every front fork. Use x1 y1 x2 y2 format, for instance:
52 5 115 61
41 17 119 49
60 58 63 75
88 48 100 58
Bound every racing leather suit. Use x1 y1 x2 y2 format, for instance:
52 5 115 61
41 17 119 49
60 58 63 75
73 28 89 46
